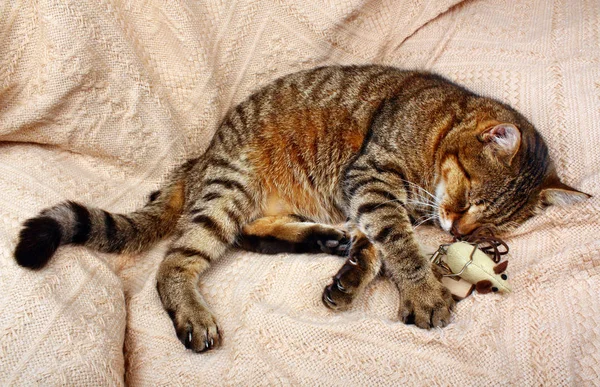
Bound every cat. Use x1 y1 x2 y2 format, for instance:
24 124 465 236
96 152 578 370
14 65 590 353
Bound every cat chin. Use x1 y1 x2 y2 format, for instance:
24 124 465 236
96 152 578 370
434 181 449 232
439 216 452 232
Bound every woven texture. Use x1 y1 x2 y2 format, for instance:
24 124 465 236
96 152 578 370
1 0 599 385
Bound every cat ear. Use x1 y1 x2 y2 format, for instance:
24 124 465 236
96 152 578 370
540 174 591 206
479 123 521 165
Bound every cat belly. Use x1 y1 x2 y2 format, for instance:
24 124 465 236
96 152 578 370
262 188 346 224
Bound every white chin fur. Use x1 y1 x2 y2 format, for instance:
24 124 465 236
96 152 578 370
439 216 452 232
435 180 450 231
434 180 445 204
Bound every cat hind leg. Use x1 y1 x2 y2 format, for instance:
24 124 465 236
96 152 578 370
157 158 259 352
238 214 350 255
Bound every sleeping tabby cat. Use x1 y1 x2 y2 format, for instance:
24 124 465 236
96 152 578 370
14 65 590 352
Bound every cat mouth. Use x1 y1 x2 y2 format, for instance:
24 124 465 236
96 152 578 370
438 210 480 236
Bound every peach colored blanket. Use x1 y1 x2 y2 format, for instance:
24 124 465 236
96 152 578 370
1 0 599 385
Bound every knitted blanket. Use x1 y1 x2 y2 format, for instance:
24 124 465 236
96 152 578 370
1 0 598 385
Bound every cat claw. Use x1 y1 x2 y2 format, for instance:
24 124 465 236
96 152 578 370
322 287 337 307
186 331 193 348
335 278 348 293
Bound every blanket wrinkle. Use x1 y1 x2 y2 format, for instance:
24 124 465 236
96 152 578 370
0 0 599 385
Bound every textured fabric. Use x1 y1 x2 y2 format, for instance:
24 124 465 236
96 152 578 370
1 0 599 385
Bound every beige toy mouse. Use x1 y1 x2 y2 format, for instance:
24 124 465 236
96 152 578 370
430 229 511 300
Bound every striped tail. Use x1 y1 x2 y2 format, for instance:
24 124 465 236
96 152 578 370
14 181 185 269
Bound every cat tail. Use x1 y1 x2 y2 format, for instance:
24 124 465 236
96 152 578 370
14 180 185 270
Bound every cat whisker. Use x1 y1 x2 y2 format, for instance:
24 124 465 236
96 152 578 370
413 215 437 230
408 192 436 207
372 197 412 209
405 200 439 210
412 211 436 224
398 179 438 203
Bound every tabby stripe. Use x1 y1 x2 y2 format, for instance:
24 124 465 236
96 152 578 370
388 230 409 243
350 70 389 112
404 264 425 282
454 155 471 180
397 73 423 91
498 196 530 224
489 185 512 209
404 84 441 103
204 178 251 200
235 104 249 128
224 208 242 227
357 115 376 156
288 137 312 185
431 105 458 154
373 225 393 243
289 214 309 222
149 190 160 202
347 165 370 175
367 159 411 200
310 68 335 96
491 176 523 215
346 176 390 197
124 216 139 235
230 198 244 212
210 157 243 174
202 192 222 202
249 93 264 119
69 202 91 245
363 188 400 203
103 211 122 253
356 202 396 217
309 129 319 165
189 208 206 215
227 121 244 146
167 247 211 261
296 153 316 189
181 157 200 174
306 172 317 188
192 214 230 244
382 73 423 105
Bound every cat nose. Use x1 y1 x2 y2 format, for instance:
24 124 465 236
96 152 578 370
452 219 477 237
450 223 462 237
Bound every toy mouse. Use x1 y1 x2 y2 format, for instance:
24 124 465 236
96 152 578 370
430 228 511 300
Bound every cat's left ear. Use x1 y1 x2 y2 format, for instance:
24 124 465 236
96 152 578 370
540 173 592 206
479 123 521 166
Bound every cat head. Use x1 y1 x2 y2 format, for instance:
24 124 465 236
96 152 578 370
434 98 590 236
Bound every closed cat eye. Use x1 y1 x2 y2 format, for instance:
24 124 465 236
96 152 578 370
473 199 485 206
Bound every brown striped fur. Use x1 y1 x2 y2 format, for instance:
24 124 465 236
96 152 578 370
14 65 589 352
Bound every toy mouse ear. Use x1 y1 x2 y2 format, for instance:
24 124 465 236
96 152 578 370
493 261 508 274
475 280 493 294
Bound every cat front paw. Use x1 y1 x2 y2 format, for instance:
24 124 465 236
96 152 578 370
398 270 455 329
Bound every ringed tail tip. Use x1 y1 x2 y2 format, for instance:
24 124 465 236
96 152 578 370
14 216 62 270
